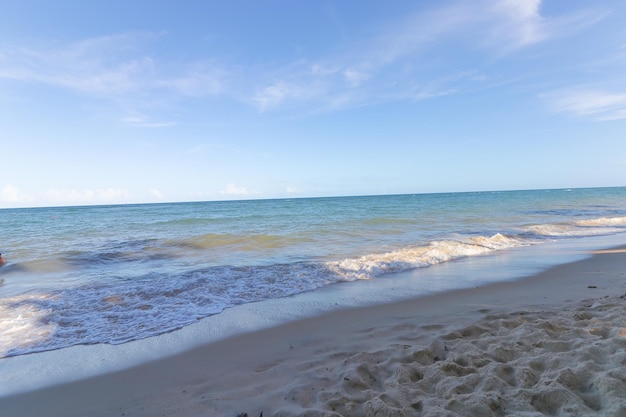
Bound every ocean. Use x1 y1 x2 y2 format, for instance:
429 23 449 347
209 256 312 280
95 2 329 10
1 187 626 361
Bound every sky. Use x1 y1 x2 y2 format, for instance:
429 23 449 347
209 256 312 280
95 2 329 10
1 0 625 208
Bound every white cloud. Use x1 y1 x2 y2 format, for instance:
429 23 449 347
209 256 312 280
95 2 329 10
545 89 626 121
251 74 333 111
0 185 132 207
488 0 607 51
220 183 259 196
310 63 340 77
150 189 164 199
160 66 226 97
343 69 370 87
0 34 156 96
45 188 129 204
0 1 608 117
248 5 474 112
286 186 298 194
0 32 228 121
489 0 545 48
121 115 176 128
253 83 290 111
0 185 34 204
248 0 606 113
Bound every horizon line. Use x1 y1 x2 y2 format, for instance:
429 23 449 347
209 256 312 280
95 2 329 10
1 185 624 211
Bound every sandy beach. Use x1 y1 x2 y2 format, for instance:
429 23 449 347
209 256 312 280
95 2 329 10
2 247 626 417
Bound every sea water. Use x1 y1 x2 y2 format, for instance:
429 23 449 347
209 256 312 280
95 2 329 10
1 187 626 361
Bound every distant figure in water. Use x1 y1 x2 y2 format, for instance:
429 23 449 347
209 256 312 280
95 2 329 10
0 253 6 267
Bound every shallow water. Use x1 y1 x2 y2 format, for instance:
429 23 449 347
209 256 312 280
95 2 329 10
1 231 626 398
1 187 625 358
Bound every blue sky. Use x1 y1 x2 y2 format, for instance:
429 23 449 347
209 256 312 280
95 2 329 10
1 0 625 207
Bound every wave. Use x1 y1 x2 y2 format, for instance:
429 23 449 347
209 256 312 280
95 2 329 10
0 233 533 358
524 216 626 237
324 215 625 281
2 215 625 358
575 216 626 227
325 234 527 280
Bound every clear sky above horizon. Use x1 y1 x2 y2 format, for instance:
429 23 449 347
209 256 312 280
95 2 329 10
1 0 625 208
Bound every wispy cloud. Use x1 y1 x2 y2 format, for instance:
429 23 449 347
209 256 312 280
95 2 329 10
0 185 34 205
544 88 626 121
248 0 607 112
487 0 546 48
0 184 130 207
248 4 473 112
150 189 164 199
0 32 227 120
220 183 260 196
121 115 176 128
0 1 609 117
45 188 129 203
253 82 294 112
158 62 227 97
0 33 156 96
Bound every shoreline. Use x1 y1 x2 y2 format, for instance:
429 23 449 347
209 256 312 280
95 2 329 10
1 234 621 397
2 243 626 416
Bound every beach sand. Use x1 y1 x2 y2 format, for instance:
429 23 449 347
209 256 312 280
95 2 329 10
2 247 626 417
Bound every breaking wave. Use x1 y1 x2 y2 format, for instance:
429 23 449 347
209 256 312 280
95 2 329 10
1 215 625 358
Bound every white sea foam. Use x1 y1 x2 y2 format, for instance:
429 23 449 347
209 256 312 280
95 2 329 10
575 216 626 227
0 294 58 357
326 233 528 281
3 234 625 399
525 222 626 237
1 192 626 360
2 215 625 359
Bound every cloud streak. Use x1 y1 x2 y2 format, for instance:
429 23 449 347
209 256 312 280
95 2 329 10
121 115 176 128
0 34 156 96
0 1 610 117
220 183 259 196
0 185 130 207
545 89 626 121
0 185 34 205
249 0 607 112
45 188 129 203
0 33 226 100
489 0 546 48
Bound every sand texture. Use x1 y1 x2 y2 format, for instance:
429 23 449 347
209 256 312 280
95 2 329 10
2 247 626 417
242 296 626 417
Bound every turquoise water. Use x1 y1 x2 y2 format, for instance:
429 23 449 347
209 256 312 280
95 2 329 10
1 187 625 358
